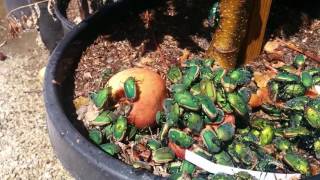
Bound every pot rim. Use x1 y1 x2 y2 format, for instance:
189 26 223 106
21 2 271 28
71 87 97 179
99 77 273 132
54 0 75 30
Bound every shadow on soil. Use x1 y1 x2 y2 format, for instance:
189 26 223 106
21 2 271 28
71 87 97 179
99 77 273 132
104 0 214 54
103 0 320 55
267 0 320 39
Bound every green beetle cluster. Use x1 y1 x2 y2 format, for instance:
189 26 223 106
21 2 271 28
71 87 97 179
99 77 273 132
88 77 138 156
161 57 320 178
85 55 320 178
156 59 264 179
235 55 320 176
158 58 253 147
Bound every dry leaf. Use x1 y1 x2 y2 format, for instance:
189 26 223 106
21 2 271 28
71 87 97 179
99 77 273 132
179 49 190 66
84 102 99 122
249 87 271 108
253 71 276 88
73 96 90 110
264 40 283 56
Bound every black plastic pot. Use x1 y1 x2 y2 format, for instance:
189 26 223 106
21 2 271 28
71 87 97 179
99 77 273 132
44 0 163 179
44 0 320 179
54 0 76 34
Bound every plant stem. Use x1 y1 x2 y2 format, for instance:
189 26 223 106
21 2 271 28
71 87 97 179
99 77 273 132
206 0 252 69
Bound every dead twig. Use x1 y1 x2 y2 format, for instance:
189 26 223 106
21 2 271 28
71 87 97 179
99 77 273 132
276 38 320 63
0 41 6 48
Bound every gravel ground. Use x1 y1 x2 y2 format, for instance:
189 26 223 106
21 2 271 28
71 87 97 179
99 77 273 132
0 31 72 179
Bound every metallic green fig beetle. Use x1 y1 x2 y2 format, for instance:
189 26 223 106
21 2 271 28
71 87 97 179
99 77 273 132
190 83 201 96
216 123 235 142
193 147 212 160
184 58 202 67
100 143 120 156
180 160 196 175
174 91 200 111
168 128 193 148
170 84 187 93
293 54 306 68
259 126 274 146
284 153 310 175
227 92 248 116
166 103 180 126
313 76 320 85
124 76 137 101
274 72 299 83
127 125 137 140
200 79 216 101
208 173 235 180
214 108 225 124
200 66 215 80
283 127 310 138
261 104 282 117
213 151 234 166
267 80 279 101
234 171 256 180
305 100 320 128
184 112 204 133
152 147 175 163
169 172 190 180
238 87 252 103
280 83 306 100
203 58 215 67
201 127 221 153
285 96 309 112
147 139 162 151
228 68 252 86
234 143 257 166
89 129 103 145
183 65 200 87
168 161 182 174
301 71 313 88
113 116 127 141
216 88 233 113
197 95 218 120
213 68 226 84
274 138 291 152
306 67 320 76
222 75 237 93
103 124 113 139
168 66 183 83
90 87 110 109
92 111 115 126
250 118 272 130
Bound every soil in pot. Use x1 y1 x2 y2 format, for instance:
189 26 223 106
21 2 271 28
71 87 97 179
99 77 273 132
71 0 320 179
